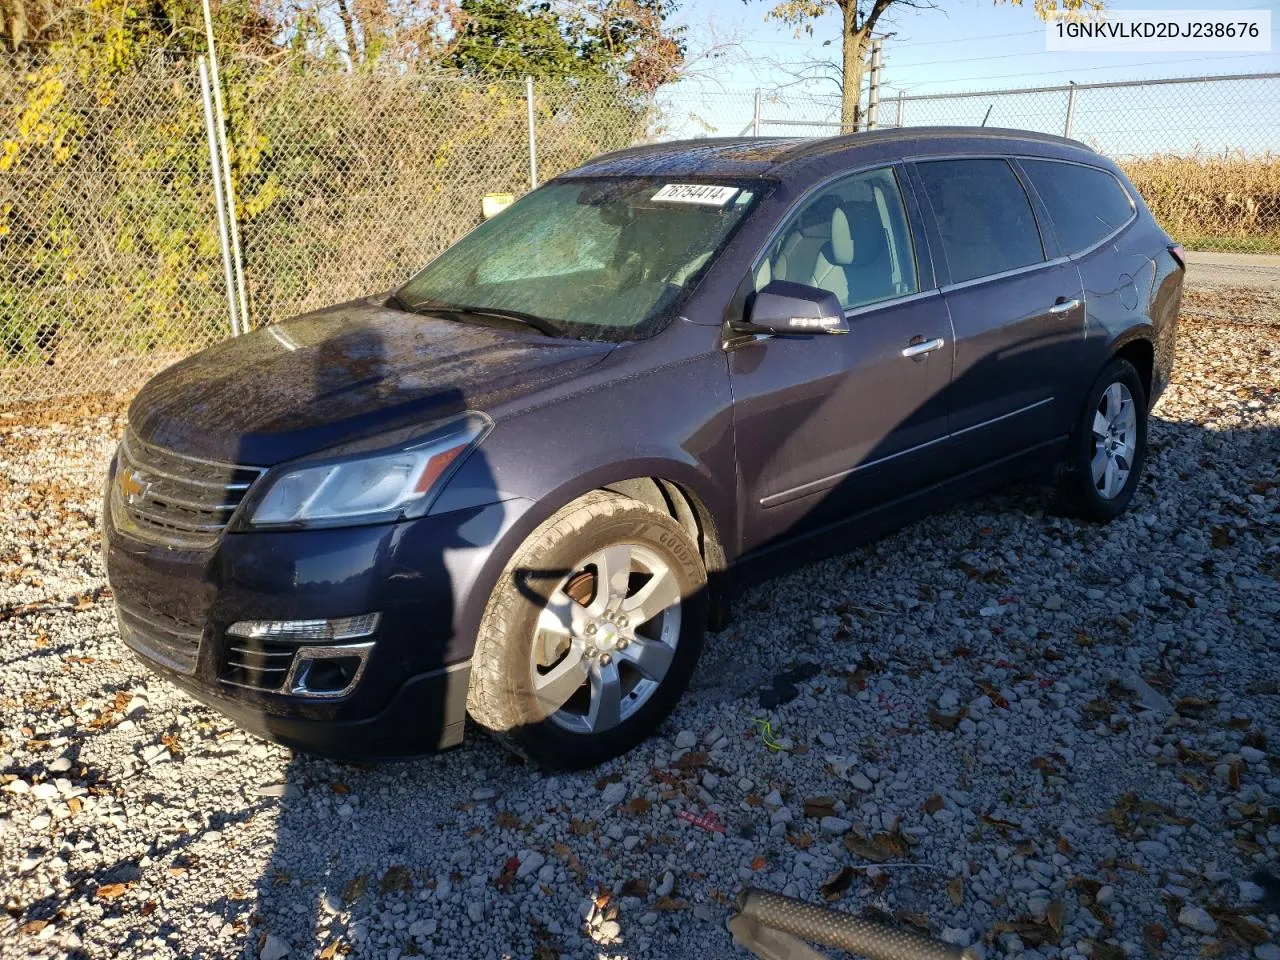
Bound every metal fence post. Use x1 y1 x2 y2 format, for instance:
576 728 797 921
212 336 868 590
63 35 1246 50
1064 81 1077 139
526 76 538 189
202 0 249 332
752 89 762 137
895 90 904 128
866 40 883 131
199 57 241 339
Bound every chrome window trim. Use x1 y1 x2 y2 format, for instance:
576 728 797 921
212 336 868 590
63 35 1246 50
759 396 1055 508
939 256 1071 294
843 288 941 319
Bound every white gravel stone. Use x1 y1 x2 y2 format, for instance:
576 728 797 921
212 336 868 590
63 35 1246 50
1177 905 1217 935
2 314 1277 959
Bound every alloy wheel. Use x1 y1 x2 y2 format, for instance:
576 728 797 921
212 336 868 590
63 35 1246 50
1090 381 1138 499
528 543 682 734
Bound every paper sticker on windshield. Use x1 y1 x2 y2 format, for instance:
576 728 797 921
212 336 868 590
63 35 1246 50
651 184 740 206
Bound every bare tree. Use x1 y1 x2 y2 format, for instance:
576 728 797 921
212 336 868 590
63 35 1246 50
754 0 1103 133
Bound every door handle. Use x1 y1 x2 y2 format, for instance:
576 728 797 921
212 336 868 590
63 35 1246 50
901 336 945 359
1048 297 1081 314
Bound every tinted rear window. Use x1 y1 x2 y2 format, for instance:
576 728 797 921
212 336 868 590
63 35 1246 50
914 158 1045 284
1021 159 1135 255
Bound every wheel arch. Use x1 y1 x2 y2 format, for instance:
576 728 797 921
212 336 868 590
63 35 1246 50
1107 325 1156 404
456 459 735 655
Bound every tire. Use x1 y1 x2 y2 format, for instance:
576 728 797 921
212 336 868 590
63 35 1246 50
467 490 708 769
1052 357 1148 522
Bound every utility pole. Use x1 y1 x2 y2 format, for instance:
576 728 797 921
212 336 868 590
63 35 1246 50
866 39 884 132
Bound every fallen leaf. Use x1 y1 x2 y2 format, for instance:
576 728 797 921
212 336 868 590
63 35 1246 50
97 882 128 900
380 865 412 894
1056 836 1073 855
947 875 964 906
843 829 909 863
1046 900 1064 933
319 940 342 960
923 794 944 814
624 798 651 815
785 832 813 850
330 782 349 794
654 896 689 911
494 856 520 890
594 770 624 790
750 856 767 871
621 877 649 897
20 920 48 936
341 874 367 904
803 796 837 819
673 751 709 770
1176 696 1216 718
819 866 854 902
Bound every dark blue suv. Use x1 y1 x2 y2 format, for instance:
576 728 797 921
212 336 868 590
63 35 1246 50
103 128 1184 768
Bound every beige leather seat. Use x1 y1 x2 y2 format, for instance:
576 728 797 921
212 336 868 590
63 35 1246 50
808 205 854 304
774 195 839 285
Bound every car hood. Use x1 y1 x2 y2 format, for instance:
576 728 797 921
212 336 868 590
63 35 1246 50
129 300 615 465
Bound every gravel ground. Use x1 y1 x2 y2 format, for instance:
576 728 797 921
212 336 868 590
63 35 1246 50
2 316 1279 960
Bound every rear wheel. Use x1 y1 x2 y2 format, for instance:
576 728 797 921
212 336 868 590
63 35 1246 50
467 491 707 769
1053 357 1148 522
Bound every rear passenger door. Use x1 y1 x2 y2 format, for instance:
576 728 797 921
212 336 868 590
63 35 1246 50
1017 158 1144 407
909 157 1085 472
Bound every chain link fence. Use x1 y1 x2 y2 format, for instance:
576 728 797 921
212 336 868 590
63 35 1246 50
754 73 1280 257
3 53 1277 404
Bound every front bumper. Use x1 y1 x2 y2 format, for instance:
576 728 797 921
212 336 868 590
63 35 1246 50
103 469 528 760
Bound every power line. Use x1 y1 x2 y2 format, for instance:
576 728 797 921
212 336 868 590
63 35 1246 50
889 53 1277 90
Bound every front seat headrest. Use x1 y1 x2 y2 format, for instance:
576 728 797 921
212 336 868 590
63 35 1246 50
829 206 853 265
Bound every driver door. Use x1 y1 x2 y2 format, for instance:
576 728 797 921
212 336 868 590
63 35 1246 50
729 165 955 555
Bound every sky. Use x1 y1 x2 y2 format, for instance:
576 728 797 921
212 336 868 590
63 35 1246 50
683 0 1279 94
657 0 1280 152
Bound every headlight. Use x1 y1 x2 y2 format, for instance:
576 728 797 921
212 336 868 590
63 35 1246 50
246 414 490 528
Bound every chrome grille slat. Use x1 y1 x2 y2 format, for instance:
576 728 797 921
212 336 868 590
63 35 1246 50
220 635 297 693
227 645 294 658
116 601 203 675
114 429 264 549
224 659 289 673
117 602 203 643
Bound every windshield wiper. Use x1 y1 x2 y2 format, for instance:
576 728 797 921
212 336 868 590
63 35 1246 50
400 298 564 338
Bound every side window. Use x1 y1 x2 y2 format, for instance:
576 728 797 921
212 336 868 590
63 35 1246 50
914 158 1045 284
756 167 918 310
1021 159 1135 254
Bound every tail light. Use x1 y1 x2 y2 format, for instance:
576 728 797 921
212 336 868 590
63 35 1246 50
1169 243 1185 269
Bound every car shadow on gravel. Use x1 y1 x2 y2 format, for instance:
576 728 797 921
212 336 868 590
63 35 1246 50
233 411 1278 959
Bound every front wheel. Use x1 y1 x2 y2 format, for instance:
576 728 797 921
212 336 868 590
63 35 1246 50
467 491 707 769
1053 357 1148 522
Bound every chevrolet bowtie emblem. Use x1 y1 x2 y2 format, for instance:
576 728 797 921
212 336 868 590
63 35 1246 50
119 468 148 503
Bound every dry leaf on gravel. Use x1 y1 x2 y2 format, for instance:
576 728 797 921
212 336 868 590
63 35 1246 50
820 866 854 902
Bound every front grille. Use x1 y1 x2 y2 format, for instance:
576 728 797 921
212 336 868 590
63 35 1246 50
220 638 296 692
114 429 264 549
117 601 203 675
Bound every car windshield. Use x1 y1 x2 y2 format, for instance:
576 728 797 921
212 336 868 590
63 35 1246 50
395 177 763 341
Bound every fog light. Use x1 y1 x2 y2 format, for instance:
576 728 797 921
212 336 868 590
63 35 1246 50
286 642 375 699
227 613 380 642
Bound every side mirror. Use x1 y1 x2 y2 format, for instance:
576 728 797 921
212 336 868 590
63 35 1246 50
743 280 849 336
